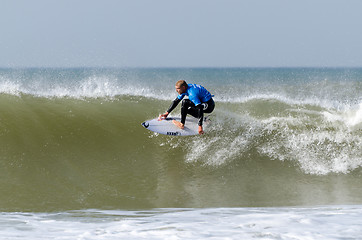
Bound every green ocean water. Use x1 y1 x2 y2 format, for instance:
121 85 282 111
0 68 361 212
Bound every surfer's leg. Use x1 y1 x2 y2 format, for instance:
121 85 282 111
179 99 215 127
181 99 198 124
185 98 215 126
203 98 215 114
172 99 196 129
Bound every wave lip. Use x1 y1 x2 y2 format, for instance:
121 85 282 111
323 103 362 130
1 68 361 106
0 76 176 100
0 78 22 96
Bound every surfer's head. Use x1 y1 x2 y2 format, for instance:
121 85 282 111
175 80 187 94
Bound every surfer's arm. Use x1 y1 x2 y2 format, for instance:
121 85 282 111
166 97 181 114
159 98 181 120
158 112 169 120
198 125 204 135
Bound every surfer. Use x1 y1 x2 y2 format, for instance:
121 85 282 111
158 80 215 135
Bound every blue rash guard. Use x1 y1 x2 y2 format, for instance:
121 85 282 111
177 84 213 106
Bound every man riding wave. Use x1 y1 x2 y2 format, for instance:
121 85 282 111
159 80 215 135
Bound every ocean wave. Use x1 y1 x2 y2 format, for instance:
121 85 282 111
0 91 360 177
0 70 361 172
0 90 361 211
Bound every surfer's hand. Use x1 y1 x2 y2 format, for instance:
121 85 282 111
198 126 204 135
158 112 168 121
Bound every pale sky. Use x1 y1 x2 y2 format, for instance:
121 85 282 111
1 0 362 68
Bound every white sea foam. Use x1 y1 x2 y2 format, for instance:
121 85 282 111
0 75 176 100
323 103 362 131
1 206 362 240
0 77 22 96
184 111 262 166
181 102 362 175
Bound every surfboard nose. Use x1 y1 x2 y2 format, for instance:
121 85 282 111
141 122 149 128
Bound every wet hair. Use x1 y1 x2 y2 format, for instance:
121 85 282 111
176 80 188 88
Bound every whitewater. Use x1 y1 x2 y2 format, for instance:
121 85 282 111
0 68 361 239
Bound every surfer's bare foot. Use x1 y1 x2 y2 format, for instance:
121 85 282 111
172 120 184 129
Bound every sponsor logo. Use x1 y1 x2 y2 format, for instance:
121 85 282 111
202 103 208 110
167 131 180 136
142 122 149 128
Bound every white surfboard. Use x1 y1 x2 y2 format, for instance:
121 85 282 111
141 116 210 136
